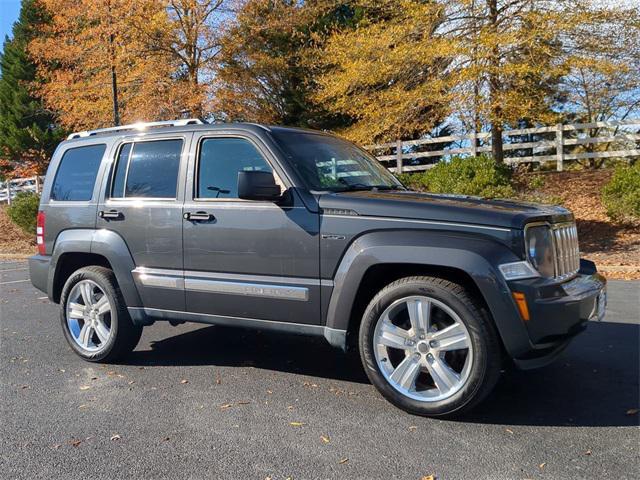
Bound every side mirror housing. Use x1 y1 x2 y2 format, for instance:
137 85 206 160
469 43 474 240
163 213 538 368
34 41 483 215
237 170 282 201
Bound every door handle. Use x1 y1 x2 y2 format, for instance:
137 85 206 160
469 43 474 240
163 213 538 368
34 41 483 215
184 211 214 222
99 209 123 220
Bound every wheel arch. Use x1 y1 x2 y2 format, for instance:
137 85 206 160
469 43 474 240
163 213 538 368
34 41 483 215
48 229 142 308
324 230 532 358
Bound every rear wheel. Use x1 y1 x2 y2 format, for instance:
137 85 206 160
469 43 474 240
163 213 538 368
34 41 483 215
359 276 501 417
60 266 142 362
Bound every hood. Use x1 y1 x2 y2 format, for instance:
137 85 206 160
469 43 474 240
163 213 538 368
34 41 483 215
318 190 573 229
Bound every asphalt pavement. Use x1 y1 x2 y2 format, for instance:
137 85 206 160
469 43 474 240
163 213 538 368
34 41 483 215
1 260 638 479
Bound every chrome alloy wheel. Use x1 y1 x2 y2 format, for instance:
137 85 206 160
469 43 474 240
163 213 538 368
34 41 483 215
66 280 113 353
373 295 473 402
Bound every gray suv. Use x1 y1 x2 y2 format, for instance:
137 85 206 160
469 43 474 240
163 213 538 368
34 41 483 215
29 119 607 417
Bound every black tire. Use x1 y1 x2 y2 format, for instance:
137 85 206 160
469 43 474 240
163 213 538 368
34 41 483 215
59 266 142 362
359 276 502 417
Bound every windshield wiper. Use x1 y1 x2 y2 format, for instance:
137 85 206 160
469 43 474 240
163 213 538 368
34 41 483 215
335 179 404 192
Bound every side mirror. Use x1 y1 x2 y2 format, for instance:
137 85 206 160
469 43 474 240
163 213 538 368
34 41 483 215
237 170 282 201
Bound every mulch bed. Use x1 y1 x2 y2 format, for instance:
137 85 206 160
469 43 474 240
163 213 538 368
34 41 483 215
0 206 36 257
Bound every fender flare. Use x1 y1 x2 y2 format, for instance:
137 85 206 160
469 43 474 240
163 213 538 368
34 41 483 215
48 229 142 309
324 230 532 358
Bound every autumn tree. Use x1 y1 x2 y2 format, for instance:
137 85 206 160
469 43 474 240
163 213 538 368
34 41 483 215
0 0 64 177
130 0 227 117
212 0 355 129
29 0 197 130
310 1 454 144
557 7 640 167
312 1 639 159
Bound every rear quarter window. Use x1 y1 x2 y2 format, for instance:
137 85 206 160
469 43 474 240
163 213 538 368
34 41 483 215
50 144 106 201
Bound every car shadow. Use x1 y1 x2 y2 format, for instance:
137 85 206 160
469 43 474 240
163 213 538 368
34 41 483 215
127 324 370 384
124 320 639 428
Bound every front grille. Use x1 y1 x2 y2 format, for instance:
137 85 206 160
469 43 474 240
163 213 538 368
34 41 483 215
551 222 580 279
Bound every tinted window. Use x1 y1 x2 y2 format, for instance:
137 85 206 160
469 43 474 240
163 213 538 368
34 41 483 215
50 144 106 201
111 139 183 198
197 138 272 199
111 143 132 198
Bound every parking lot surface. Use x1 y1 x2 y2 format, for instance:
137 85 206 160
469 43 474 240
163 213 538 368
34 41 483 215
1 260 638 479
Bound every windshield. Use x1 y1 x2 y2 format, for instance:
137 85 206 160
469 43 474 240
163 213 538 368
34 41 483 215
270 130 404 192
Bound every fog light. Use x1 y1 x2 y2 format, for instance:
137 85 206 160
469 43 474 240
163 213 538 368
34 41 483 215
512 292 530 321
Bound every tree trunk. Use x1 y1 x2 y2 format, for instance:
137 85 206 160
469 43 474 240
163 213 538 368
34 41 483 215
487 0 504 163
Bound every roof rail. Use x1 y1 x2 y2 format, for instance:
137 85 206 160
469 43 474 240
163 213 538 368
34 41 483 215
66 118 204 140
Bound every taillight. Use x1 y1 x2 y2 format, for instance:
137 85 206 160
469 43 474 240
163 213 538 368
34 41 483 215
36 211 46 255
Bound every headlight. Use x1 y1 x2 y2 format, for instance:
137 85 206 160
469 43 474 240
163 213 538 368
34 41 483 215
525 225 555 277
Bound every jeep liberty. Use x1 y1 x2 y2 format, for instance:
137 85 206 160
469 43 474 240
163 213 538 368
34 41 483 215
29 119 607 417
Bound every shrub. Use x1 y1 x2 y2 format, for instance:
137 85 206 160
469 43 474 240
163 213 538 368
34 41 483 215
7 192 40 235
398 155 515 198
602 163 640 223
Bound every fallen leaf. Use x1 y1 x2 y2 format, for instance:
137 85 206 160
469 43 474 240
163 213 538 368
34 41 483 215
70 439 81 447
539 463 546 469
90 376 97 380
180 379 188 384
584 449 592 456
338 458 348 464
52 444 61 449
421 476 435 480
408 426 418 431
237 401 251 405
110 434 121 441
289 422 305 427
79 386 90 391
505 428 514 434
626 408 639 416
162 437 170 442
266 390 273 394
321 435 330 444
128 381 135 385
219 403 232 409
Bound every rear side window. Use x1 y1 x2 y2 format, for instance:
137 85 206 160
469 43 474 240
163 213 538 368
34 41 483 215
50 144 106 201
111 139 183 199
197 137 272 199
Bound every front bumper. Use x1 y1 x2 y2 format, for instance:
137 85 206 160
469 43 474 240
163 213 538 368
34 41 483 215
507 259 606 369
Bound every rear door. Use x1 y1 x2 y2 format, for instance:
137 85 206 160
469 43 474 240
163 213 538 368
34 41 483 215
97 133 191 311
182 132 321 325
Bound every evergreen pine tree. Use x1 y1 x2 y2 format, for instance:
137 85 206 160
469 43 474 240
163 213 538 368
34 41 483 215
0 0 63 177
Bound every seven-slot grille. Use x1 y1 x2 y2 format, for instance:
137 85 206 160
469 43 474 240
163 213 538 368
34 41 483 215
551 222 580 279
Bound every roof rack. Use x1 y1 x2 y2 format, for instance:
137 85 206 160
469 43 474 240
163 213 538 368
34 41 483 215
66 118 204 140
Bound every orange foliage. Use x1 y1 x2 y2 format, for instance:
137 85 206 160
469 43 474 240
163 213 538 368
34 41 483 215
29 0 202 130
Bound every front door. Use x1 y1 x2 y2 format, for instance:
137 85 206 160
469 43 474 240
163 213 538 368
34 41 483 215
97 134 190 311
182 133 320 325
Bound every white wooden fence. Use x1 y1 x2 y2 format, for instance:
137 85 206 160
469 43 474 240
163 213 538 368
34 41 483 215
366 119 640 173
0 176 44 204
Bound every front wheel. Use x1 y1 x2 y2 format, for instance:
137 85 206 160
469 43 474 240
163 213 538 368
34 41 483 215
359 276 502 417
60 266 142 362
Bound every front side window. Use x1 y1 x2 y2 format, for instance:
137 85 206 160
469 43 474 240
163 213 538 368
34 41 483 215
197 137 273 199
111 139 183 199
51 144 106 201
270 131 402 192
